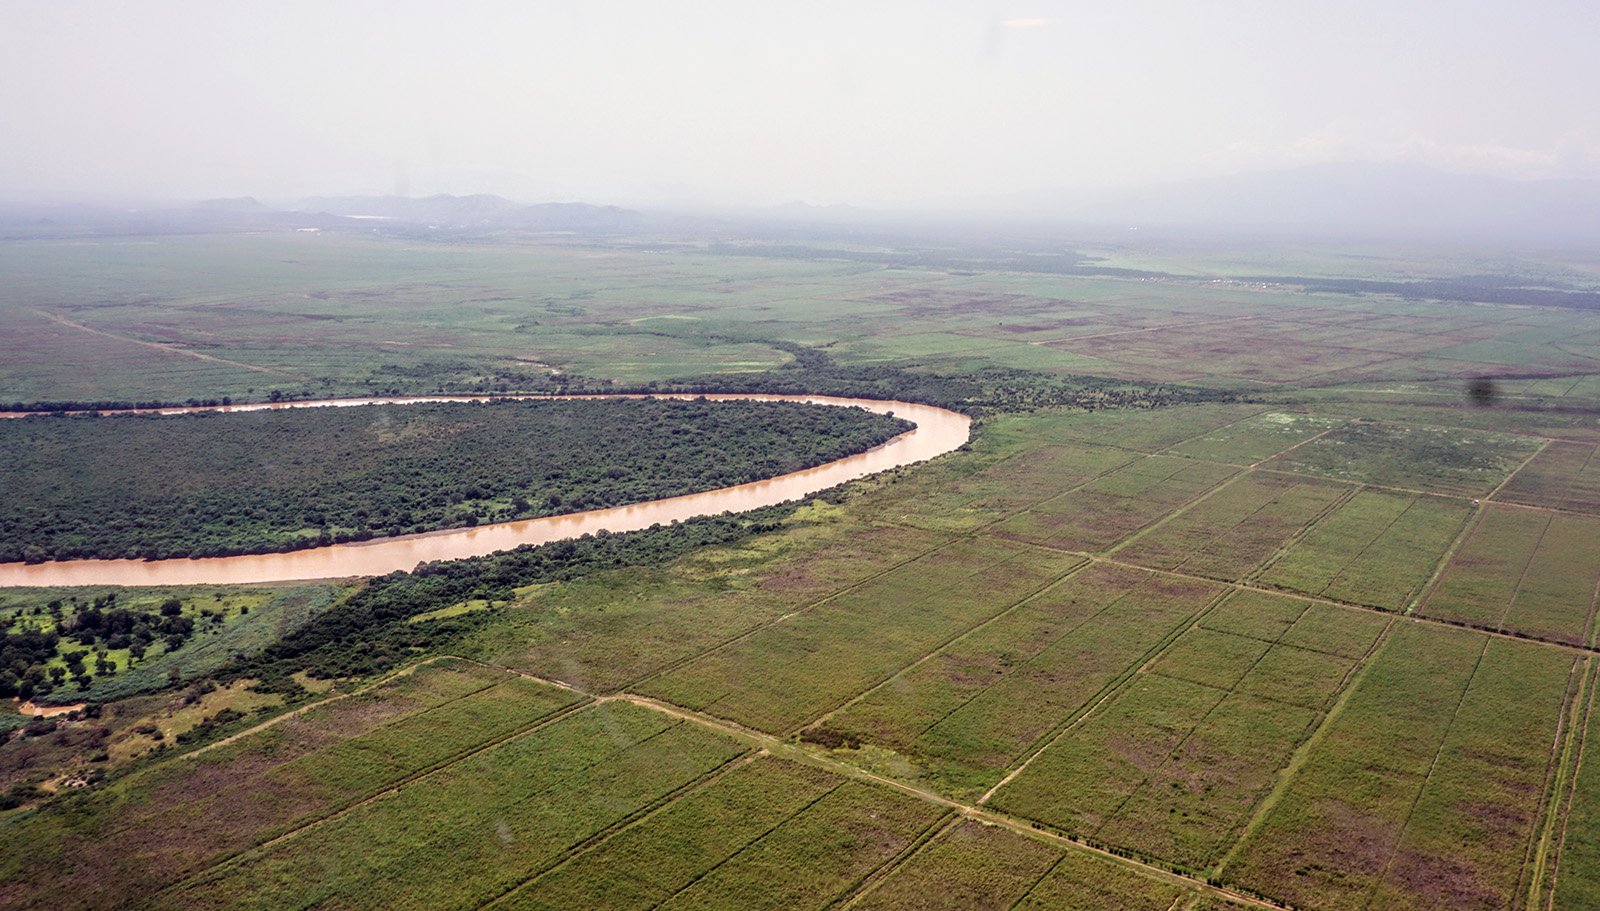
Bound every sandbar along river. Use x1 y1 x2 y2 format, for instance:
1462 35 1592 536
0 394 971 587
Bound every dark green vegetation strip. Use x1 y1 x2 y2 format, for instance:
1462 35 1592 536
0 398 909 562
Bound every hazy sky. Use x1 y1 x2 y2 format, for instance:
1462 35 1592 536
3 1 1598 206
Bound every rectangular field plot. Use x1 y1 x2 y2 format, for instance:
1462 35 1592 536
993 456 1238 553
1015 404 1266 454
1259 421 1542 497
990 595 1383 870
850 820 1060 911
1421 505 1600 645
0 660 584 911
152 702 748 911
1257 490 1474 610
1114 472 1350 582
500 757 944 911
1169 411 1343 464
485 522 951 692
1553 669 1600 910
857 439 1138 533
1225 627 1573 911
810 563 1224 797
638 535 1084 734
1495 439 1600 513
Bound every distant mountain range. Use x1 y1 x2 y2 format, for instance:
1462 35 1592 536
0 194 647 239
2 164 1596 246
291 194 646 232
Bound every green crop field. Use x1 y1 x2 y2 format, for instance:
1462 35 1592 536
5 231 1600 910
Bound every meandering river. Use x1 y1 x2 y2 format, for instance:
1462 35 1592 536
0 394 970 587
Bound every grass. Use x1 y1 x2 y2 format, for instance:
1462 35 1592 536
1223 627 1570 911
1256 490 1474 610
1495 439 1600 514
0 659 581 910
1113 472 1351 582
152 702 746 911
638 534 1082 734
991 594 1382 871
811 563 1224 797
1258 421 1542 497
992 456 1238 553
1421 505 1600 644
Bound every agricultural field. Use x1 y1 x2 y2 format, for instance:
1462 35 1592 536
1421 505 1600 644
1495 439 1600 514
1255 490 1474 610
1112 472 1351 582
992 455 1238 553
5 233 1600 909
1258 421 1543 497
989 593 1387 871
1222 626 1574 911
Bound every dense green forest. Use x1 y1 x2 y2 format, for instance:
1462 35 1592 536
0 398 909 562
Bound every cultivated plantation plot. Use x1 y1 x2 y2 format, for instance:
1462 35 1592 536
993 455 1238 553
483 520 953 692
809 563 1224 796
1259 421 1542 497
1224 626 1573 911
1169 411 1343 465
1113 471 1351 582
1421 504 1600 644
990 593 1385 871
638 534 1082 734
0 660 584 909
1257 490 1475 610
1494 438 1600 514
153 702 748 911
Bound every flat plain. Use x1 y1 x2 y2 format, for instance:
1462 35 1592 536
3 231 1600 910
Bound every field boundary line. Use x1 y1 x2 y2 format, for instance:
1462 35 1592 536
474 748 767 911
175 654 509 763
831 814 964 911
779 545 1089 738
137 693 603 910
1358 635 1493 910
478 750 778 911
1248 421 1346 468
1539 657 1598 910
1050 547 1600 659
975 588 1232 806
1210 616 1396 880
822 809 954 911
1516 655 1587 909
618 531 966 693
1105 467 1258 557
1088 640 1275 846
604 693 1291 910
797 558 1095 738
34 308 304 378
1087 461 1245 555
1495 511 1556 631
1486 437 1557 503
1239 483 1359 586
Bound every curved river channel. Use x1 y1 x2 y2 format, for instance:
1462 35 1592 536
0 394 971 588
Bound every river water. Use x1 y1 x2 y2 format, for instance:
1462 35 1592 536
0 394 970 587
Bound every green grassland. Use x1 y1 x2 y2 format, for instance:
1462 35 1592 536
4 233 1600 909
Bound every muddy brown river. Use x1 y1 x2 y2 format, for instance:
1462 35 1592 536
0 394 970 587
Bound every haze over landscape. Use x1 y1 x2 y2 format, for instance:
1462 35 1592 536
6 4 1600 911
5 1 1599 218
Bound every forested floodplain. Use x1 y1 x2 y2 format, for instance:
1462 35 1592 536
0 398 909 562
6 234 1600 909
